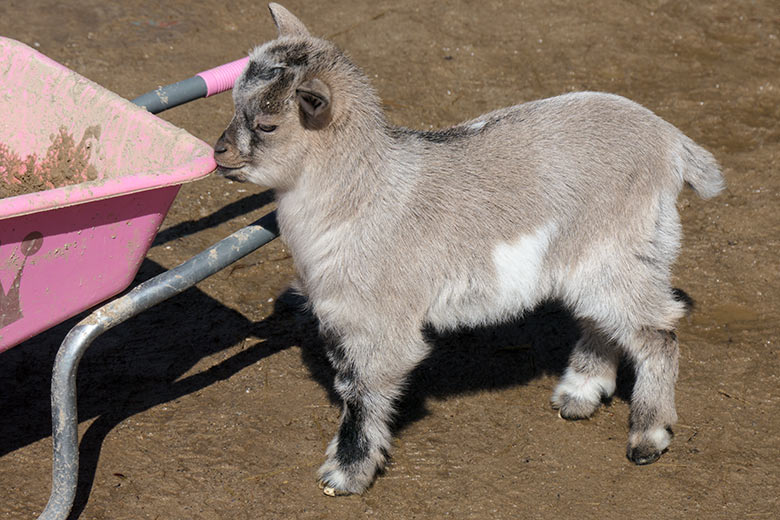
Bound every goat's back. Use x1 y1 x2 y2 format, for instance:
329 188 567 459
346 92 721 333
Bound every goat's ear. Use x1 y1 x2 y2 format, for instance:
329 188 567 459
296 78 332 130
268 3 310 38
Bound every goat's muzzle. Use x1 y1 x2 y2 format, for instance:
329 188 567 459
213 132 247 181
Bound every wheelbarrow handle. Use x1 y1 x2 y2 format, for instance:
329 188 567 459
131 57 250 114
197 57 251 97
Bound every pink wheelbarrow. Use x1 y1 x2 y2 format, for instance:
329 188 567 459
0 37 279 519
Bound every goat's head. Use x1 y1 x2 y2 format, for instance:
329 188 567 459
214 3 335 189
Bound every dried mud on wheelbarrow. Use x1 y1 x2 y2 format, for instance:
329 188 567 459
0 127 100 199
0 1 778 519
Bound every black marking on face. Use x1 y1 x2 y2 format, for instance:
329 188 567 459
240 108 265 149
254 68 295 114
244 60 282 83
336 399 369 466
270 41 310 67
248 125 266 149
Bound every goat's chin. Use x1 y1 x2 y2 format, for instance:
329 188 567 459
216 165 248 182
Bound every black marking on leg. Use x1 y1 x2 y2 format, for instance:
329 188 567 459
656 329 679 356
634 253 659 267
324 338 347 365
336 399 369 466
324 341 358 384
672 287 695 312
379 445 391 461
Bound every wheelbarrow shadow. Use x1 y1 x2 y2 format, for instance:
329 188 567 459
0 256 303 520
0 190 279 461
65 267 308 519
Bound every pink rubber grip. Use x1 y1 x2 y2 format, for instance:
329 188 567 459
197 57 250 97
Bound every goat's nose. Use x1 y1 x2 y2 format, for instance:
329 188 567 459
214 132 229 154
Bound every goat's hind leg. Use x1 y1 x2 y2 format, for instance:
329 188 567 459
624 328 679 464
552 324 620 419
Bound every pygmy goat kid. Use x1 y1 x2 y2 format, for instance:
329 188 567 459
214 3 724 496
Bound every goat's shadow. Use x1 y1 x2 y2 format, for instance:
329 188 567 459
291 291 636 434
1 260 637 520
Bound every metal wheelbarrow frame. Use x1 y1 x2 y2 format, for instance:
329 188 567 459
0 38 279 519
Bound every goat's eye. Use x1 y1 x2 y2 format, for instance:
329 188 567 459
255 123 278 133
248 112 278 133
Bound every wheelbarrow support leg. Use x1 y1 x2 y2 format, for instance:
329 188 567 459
38 212 278 520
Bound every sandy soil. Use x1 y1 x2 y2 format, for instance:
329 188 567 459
0 1 778 519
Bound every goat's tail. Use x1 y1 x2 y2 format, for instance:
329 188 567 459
677 136 725 199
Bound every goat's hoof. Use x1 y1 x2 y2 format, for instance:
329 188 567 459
323 485 352 497
626 426 673 465
626 444 664 465
319 482 352 497
551 393 600 420
318 479 352 497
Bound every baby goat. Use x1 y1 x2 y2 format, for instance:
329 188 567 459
214 3 724 496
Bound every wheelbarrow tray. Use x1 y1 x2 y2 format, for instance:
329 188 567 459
0 37 216 351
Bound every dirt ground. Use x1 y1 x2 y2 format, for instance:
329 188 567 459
1 1 778 518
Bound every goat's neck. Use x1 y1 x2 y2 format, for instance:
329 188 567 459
278 122 412 228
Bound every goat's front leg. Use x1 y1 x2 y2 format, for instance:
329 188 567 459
318 331 428 495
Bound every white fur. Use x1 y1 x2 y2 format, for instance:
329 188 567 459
630 425 673 454
492 222 557 312
552 366 617 405
647 426 673 450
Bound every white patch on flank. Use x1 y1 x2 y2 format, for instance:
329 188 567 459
425 222 557 330
552 366 617 405
492 222 557 312
469 120 487 131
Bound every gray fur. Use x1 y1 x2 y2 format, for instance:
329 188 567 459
214 3 724 495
